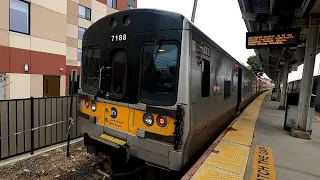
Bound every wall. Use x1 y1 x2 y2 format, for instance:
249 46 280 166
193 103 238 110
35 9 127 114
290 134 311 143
7 73 31 99
117 0 128 11
60 75 66 96
0 0 121 99
0 74 6 100
30 74 43 97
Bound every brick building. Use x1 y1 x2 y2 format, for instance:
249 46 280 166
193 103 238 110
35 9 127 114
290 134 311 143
0 0 137 100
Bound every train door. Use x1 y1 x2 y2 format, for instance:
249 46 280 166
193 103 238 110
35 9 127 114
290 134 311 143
105 41 137 103
103 42 133 139
236 68 242 111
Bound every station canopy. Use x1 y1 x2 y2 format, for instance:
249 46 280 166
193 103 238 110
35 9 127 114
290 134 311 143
238 0 320 81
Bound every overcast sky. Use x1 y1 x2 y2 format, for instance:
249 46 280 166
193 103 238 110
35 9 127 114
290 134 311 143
137 0 255 65
137 0 320 82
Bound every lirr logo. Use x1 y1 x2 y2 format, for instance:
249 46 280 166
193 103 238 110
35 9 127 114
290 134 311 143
111 107 118 119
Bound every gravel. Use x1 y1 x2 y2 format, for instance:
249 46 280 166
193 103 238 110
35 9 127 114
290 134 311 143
0 141 183 180
0 141 103 180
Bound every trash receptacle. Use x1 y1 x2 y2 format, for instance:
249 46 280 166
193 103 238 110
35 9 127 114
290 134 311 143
284 92 316 134
271 88 280 101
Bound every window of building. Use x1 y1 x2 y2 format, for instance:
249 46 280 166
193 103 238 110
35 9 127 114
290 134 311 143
107 0 117 8
79 5 91 20
127 0 135 9
78 27 86 40
10 0 30 34
224 80 231 99
77 48 82 61
201 60 210 97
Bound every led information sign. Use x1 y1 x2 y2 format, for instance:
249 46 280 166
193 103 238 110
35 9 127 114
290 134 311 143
246 28 300 49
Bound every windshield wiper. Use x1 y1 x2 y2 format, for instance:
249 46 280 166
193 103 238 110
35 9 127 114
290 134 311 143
142 37 163 73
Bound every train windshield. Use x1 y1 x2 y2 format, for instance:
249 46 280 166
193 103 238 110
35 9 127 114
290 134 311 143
140 43 179 105
81 47 100 95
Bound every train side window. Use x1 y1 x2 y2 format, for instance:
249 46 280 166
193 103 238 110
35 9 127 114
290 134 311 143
111 49 127 98
202 60 210 97
312 79 318 94
224 80 231 99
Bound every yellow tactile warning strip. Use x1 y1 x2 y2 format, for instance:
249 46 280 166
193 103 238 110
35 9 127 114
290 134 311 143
191 91 269 180
314 111 320 121
252 146 276 180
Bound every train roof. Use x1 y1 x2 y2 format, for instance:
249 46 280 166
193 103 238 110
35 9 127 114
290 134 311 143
84 8 269 83
83 8 185 40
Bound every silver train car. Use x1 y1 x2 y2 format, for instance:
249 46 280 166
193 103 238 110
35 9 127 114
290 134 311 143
287 75 320 111
78 9 271 174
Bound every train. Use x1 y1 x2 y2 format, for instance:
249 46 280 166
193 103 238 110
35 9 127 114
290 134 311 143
287 75 320 111
77 8 272 175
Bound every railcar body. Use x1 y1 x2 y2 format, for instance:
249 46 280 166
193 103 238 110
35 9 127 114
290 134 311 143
287 75 320 111
78 8 270 172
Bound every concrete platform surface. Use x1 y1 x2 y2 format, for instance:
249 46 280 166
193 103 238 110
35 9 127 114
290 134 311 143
244 93 320 180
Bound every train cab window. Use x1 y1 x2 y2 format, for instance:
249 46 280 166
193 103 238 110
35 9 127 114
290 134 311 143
111 50 127 98
202 60 210 97
81 47 100 95
224 80 231 99
140 43 179 105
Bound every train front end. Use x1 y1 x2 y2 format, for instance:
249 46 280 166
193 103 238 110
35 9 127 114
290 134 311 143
78 9 190 173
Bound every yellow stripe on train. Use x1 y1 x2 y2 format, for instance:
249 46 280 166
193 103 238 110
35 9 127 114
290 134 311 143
100 134 127 146
80 100 175 137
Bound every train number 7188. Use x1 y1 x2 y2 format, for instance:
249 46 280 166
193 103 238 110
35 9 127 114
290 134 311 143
111 34 127 42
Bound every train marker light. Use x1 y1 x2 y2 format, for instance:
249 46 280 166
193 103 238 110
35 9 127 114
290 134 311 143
85 101 89 108
157 116 167 127
91 102 97 112
143 113 154 126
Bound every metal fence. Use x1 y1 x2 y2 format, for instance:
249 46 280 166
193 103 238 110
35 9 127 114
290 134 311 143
0 96 80 161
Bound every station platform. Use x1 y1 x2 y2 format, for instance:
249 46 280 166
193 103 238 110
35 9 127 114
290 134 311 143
183 91 320 180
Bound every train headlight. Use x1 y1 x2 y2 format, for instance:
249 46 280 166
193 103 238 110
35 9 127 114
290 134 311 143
143 113 154 126
91 102 97 112
156 115 167 127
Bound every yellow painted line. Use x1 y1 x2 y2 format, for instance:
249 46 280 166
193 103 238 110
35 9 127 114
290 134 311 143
314 111 320 121
191 91 269 180
100 134 126 146
251 145 276 180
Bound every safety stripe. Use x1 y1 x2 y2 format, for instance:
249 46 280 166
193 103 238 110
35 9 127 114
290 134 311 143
252 145 276 180
191 91 269 180
314 111 320 121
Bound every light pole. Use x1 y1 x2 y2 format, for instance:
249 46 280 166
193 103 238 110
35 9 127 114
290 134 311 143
191 0 199 23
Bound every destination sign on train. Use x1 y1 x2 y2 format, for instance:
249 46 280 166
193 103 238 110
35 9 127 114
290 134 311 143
246 28 300 49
